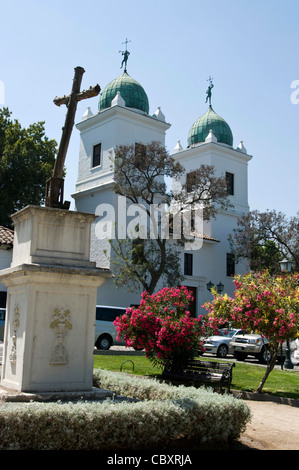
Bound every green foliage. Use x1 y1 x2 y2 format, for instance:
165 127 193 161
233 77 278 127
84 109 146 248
229 209 299 272
0 108 56 227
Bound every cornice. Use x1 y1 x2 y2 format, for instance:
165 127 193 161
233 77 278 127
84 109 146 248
172 141 252 163
76 105 171 133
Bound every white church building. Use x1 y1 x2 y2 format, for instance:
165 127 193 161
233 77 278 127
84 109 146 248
71 58 252 317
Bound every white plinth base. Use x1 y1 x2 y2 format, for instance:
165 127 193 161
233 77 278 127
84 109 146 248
0 205 111 393
0 264 110 392
0 384 114 402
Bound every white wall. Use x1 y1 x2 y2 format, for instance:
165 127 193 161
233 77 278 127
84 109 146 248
75 106 170 195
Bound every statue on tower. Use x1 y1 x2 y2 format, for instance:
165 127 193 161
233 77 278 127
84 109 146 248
205 76 214 106
120 38 131 73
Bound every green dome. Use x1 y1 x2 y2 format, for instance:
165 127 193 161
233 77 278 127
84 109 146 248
187 106 233 147
98 72 149 114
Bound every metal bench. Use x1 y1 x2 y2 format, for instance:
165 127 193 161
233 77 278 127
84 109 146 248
162 358 235 393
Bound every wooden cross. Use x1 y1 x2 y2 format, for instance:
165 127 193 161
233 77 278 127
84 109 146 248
46 66 100 209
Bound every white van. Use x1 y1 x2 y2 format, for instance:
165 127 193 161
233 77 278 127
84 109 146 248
94 305 127 350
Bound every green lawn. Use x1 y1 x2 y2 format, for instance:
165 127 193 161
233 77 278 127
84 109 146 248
93 354 299 400
94 354 160 376
231 362 299 399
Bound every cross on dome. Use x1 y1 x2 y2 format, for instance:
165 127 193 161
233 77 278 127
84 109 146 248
119 38 131 73
205 76 214 106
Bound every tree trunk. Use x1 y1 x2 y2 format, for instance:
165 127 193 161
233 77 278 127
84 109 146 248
256 351 278 393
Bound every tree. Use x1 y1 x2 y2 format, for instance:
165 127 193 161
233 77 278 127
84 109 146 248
114 286 205 368
110 237 183 295
110 141 231 294
0 108 56 228
204 270 299 393
229 210 299 273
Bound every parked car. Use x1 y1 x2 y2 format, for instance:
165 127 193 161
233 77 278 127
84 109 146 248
0 308 5 341
230 333 295 364
203 328 243 358
230 333 271 363
94 305 127 350
292 338 299 364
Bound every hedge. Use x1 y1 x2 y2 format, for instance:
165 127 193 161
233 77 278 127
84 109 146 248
0 369 251 450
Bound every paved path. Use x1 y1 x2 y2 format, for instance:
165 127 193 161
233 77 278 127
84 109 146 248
239 399 299 450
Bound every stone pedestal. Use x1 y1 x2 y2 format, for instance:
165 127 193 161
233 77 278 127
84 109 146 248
0 206 110 392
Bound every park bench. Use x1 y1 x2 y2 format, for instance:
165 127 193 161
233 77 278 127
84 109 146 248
162 358 235 393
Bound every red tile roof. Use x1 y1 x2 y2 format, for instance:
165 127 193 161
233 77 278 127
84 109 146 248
0 226 14 247
184 230 220 243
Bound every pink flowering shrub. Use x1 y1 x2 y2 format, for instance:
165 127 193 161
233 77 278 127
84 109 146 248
204 271 299 345
204 270 299 392
114 286 205 368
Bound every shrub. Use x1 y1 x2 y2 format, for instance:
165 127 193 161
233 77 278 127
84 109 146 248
114 286 205 368
204 271 299 392
0 370 251 450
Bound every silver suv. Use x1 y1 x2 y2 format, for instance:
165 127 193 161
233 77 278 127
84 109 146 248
94 305 126 350
230 333 289 364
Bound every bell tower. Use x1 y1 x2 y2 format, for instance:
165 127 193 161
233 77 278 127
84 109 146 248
72 51 170 306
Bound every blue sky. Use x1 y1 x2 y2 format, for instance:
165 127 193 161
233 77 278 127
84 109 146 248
1 0 298 217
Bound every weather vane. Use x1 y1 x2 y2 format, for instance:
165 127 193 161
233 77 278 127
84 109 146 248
119 38 131 73
205 76 214 106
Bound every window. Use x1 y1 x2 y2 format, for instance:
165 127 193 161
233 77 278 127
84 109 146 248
0 308 5 321
135 142 146 158
96 307 126 322
184 286 197 317
191 208 196 232
184 253 193 276
226 253 235 277
134 143 147 169
186 171 196 193
226 172 234 195
92 143 101 167
0 291 7 308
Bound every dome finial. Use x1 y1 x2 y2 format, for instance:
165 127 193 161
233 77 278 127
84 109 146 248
205 76 214 106
119 38 131 73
